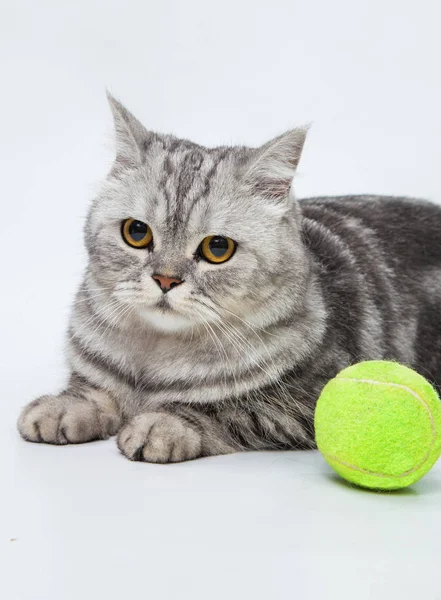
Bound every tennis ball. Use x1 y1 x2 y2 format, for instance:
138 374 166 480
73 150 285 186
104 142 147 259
314 361 441 490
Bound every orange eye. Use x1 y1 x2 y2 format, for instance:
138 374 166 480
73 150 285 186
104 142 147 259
199 236 236 264
122 219 153 248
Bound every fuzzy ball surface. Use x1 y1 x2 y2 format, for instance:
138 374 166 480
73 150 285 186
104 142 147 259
314 361 441 490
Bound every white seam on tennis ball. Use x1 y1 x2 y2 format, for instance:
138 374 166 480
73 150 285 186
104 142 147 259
322 378 437 478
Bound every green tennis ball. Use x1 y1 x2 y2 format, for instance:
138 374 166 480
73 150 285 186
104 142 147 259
315 361 441 490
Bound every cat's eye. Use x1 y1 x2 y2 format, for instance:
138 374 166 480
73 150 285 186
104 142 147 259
198 236 236 264
121 218 153 248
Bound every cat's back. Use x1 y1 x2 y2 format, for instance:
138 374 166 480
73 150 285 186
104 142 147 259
299 195 441 389
300 195 441 272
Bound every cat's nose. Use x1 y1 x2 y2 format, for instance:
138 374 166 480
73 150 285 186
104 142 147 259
152 274 184 293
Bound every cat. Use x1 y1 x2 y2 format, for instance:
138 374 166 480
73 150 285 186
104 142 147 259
17 93 441 463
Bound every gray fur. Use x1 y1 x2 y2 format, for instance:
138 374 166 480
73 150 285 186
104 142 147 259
17 95 441 462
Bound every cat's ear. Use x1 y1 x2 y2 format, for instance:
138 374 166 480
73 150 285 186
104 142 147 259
244 128 308 201
107 91 151 167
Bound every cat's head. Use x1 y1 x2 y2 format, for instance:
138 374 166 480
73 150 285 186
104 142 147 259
84 94 309 334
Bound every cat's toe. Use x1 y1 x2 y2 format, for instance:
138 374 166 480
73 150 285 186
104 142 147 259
18 394 120 444
117 412 202 463
18 396 65 444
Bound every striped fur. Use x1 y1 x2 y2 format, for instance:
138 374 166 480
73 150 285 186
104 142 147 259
17 96 441 463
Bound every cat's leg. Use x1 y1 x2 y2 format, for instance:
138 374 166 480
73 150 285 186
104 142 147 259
17 374 121 445
116 397 314 463
117 409 237 463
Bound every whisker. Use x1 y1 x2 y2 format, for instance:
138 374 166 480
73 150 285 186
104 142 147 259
74 291 114 304
203 317 239 396
210 298 281 338
193 296 311 417
69 298 122 343
92 301 136 349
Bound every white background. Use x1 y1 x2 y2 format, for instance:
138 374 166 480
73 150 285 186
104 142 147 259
2 1 441 599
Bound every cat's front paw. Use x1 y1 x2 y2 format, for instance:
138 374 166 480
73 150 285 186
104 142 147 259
18 393 121 444
117 412 203 463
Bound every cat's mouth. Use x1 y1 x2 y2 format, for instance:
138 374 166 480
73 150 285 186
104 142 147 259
136 297 193 333
155 296 174 312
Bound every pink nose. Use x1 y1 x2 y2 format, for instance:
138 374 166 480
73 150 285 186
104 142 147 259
152 274 183 293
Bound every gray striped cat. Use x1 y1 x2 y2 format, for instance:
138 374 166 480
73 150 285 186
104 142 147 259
17 94 441 463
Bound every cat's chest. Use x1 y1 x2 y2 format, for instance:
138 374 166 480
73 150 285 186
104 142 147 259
84 322 293 414
121 332 224 379
98 327 242 408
